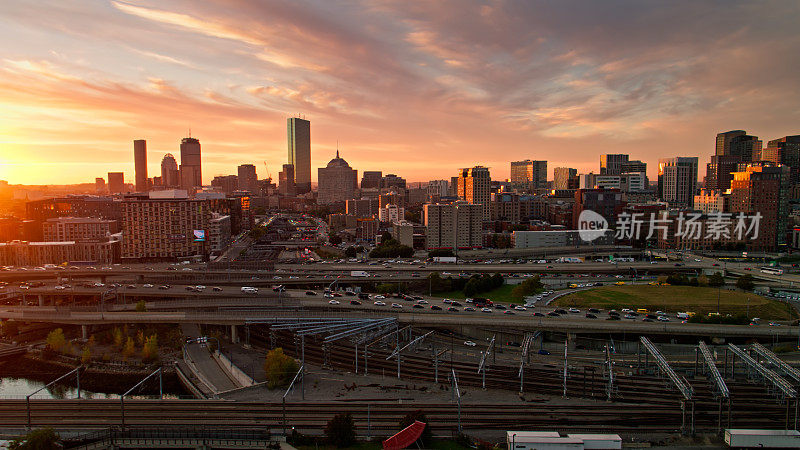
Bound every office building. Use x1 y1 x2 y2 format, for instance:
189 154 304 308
211 175 239 195
26 196 122 223
134 139 148 192
456 166 491 221
95 178 105 194
43 217 114 242
510 160 547 190
121 192 211 260
108 172 125 194
553 167 577 190
729 165 790 249
490 192 536 224
208 214 232 252
378 204 405 223
0 240 118 266
715 130 747 156
621 160 647 174
382 174 406 189
761 136 800 183
287 117 311 194
658 157 698 207
278 164 296 196
600 154 629 175
512 230 613 248
427 180 449 199
424 201 483 249
573 189 625 230
160 154 179 188
317 151 358 205
392 221 415 248
379 192 405 209
693 189 727 214
346 198 378 218
237 164 259 194
361 171 382 189
179 137 202 191
705 155 741 191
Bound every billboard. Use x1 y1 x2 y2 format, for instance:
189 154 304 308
193 230 206 242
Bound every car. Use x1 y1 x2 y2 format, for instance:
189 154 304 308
391 303 403 308
349 300 361 305
185 286 196 291
430 305 442 311
494 304 506 310
464 341 477 347
547 312 560 317
328 300 340 305
481 307 492 313
744 267 752 271
538 349 551 355
642 318 654 322
555 309 568 315
621 308 632 313
657 316 670 322
142 284 153 288
412 304 423 309
514 306 527 311
588 308 600 313
533 312 545 317
447 306 458 312
503 310 515 315
159 285 170 290
443 298 452 304
374 295 385 300
305 291 317 296
417 299 429 304
450 301 461 307
585 313 597 319
569 308 580 313
126 285 136 289
624 314 636 319
712 263 720 266
606 315 620 320
769 322 782 327
464 306 476 312
374 301 386 306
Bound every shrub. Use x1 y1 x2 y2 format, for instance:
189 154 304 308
511 276 543 301
9 427 60 450
45 328 67 354
264 348 299 389
122 337 136 358
325 413 356 447
736 274 754 291
135 300 147 312
142 334 159 362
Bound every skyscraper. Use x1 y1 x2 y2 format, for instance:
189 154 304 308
160 154 179 188
237 164 259 194
108 172 125 194
729 165 790 249
600 154 629 175
279 164 296 196
510 160 547 190
553 167 577 190
361 171 382 189
456 166 491 220
658 157 698 207
715 130 747 156
287 117 311 194
317 151 357 204
179 137 202 191
761 135 800 184
134 139 148 192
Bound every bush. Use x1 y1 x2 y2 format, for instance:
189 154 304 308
399 410 432 446
135 300 147 312
345 247 357 258
325 413 356 447
736 274 754 291
708 272 725 287
46 328 67 354
264 348 299 389
511 276 543 301
122 337 136 358
142 334 159 362
9 427 60 450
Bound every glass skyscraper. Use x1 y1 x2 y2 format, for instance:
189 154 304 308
287 117 311 194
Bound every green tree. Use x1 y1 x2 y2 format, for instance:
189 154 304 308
264 348 299 389
708 272 725 287
329 235 342 245
45 328 67 354
344 247 357 258
511 276 544 301
324 413 356 447
736 274 755 291
142 334 159 362
463 278 479 297
399 410 432 447
9 427 60 450
135 300 147 312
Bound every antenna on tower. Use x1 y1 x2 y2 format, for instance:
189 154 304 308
188 128 191 138
336 139 339 158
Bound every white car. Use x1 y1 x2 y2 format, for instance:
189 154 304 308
374 295 385 300
621 308 632 313
481 307 492 313
416 299 429 304
391 303 403 308
568 308 580 313
374 301 386 306
657 316 670 322
464 341 477 347
54 285 66 290
142 284 153 288
328 300 340 305
514 306 527 311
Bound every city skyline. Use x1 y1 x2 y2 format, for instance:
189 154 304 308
1 1 799 185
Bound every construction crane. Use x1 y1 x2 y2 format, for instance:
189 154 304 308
262 161 272 181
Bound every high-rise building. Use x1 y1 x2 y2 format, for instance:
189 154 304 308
237 164 259 194
553 167 577 190
378 204 405 223
715 130 747 156
382 174 406 189
705 155 740 191
573 189 626 230
706 131 760 190
211 175 238 195
621 160 647 174
693 189 727 214
95 177 106 194
456 166 491 221
346 198 378 218
600 154 629 175
287 117 311 194
361 171 382 189
761 136 800 184
658 157 698 207
160 154 179 187
510 160 547 190
43 217 114 242
179 137 202 191
424 201 483 250
729 165 790 249
108 172 125 194
134 140 148 192
426 180 449 199
278 164 296 196
317 151 357 205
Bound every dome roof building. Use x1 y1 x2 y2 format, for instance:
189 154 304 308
317 150 358 205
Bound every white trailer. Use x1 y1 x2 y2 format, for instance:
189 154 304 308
567 434 622 449
725 429 800 448
350 270 369 277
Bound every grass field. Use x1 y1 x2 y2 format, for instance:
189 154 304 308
431 283 518 303
553 285 797 320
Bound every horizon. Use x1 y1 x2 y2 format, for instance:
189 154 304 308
1 1 799 184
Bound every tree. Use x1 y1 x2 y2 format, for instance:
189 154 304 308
264 348 299 389
1 320 19 338
142 334 159 362
399 410 432 447
329 235 342 245
736 274 755 291
344 247 357 258
135 300 147 312
9 427 60 450
463 278 479 297
111 327 124 349
80 345 92 364
708 272 725 287
46 328 67 354
380 231 393 244
122 336 136 358
511 276 544 301
324 413 356 447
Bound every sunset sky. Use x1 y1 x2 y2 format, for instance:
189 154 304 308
1 0 798 185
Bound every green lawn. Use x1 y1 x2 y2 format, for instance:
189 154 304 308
553 285 797 320
431 283 518 303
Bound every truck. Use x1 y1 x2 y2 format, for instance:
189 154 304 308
240 286 258 294
433 256 457 263
350 270 369 277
